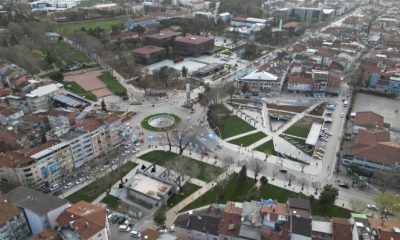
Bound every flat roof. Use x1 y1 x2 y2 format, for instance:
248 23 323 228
312 220 333 234
128 173 172 201
146 31 179 40
52 93 84 108
306 123 322 146
26 83 62 98
133 46 165 55
30 141 70 159
175 35 212 45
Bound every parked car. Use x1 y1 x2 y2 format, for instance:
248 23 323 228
49 183 60 191
111 215 119 224
367 204 377 210
131 230 141 238
107 213 115 220
339 183 349 189
279 169 288 174
117 217 126 225
64 182 73 189
119 225 131 232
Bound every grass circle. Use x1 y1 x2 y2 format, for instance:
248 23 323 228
141 113 181 132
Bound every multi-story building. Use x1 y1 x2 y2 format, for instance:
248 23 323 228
104 114 123 147
4 187 70 235
47 108 76 129
387 75 400 96
174 35 214 57
60 129 94 169
26 83 63 113
132 46 167 65
0 105 24 124
57 201 110 240
235 70 282 94
291 7 322 23
288 198 312 240
145 31 180 48
0 140 75 190
0 198 31 240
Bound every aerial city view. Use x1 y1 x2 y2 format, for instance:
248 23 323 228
0 0 400 239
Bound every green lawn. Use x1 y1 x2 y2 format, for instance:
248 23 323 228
167 182 201 208
101 195 120 209
63 81 97 101
182 174 256 211
220 115 256 139
56 18 130 33
141 113 181 132
255 140 276 155
284 125 311 138
98 72 127 97
56 42 90 64
66 162 137 203
139 150 222 182
183 173 351 218
228 131 267 147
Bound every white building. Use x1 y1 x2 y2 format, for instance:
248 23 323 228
4 186 70 235
26 83 63 113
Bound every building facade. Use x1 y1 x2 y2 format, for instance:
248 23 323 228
0 199 31 240
174 36 214 57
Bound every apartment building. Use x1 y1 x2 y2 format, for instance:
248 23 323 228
26 83 63 113
104 114 123 148
47 108 76 129
0 140 74 190
60 129 94 169
0 199 31 240
174 35 214 57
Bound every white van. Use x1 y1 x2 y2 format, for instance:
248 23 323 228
49 183 60 191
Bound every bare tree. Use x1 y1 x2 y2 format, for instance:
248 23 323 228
349 198 367 213
169 123 199 156
299 162 308 173
164 128 172 152
164 158 199 189
311 181 321 194
247 158 266 181
298 178 308 191
272 168 278 180
285 173 296 186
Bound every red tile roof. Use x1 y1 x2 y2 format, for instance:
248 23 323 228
104 114 121 124
260 203 289 221
368 218 400 240
288 74 314 85
31 229 60 240
133 46 166 55
56 201 106 240
219 212 241 238
76 118 103 132
0 88 12 97
140 229 161 240
175 35 213 45
0 105 22 117
282 21 300 29
354 111 384 129
0 199 21 225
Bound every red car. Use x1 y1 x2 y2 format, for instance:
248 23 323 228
279 169 288 174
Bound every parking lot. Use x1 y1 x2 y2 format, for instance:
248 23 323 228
107 211 138 240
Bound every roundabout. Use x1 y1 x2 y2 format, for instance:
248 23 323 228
141 113 181 132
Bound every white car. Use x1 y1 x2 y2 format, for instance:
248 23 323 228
131 230 141 238
340 113 344 118
64 182 73 189
107 213 115 220
49 183 60 191
119 225 131 232
367 204 378 210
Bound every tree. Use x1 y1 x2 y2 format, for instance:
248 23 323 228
48 71 64 82
311 181 321 194
164 157 199 189
299 162 308 173
244 42 257 57
285 173 296 186
241 82 250 94
239 165 247 183
319 184 339 207
168 123 198 156
225 83 235 103
349 198 367 213
101 99 107 111
181 66 188 79
153 208 166 228
247 158 265 181
375 193 400 220
260 176 268 185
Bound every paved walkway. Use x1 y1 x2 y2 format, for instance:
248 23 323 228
224 129 260 142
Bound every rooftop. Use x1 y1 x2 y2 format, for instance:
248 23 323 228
128 173 172 200
133 46 166 55
0 199 21 226
147 30 179 40
175 35 213 45
174 207 222 236
242 70 278 81
4 186 69 216
76 118 104 132
31 229 61 240
57 201 106 240
26 83 62 98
